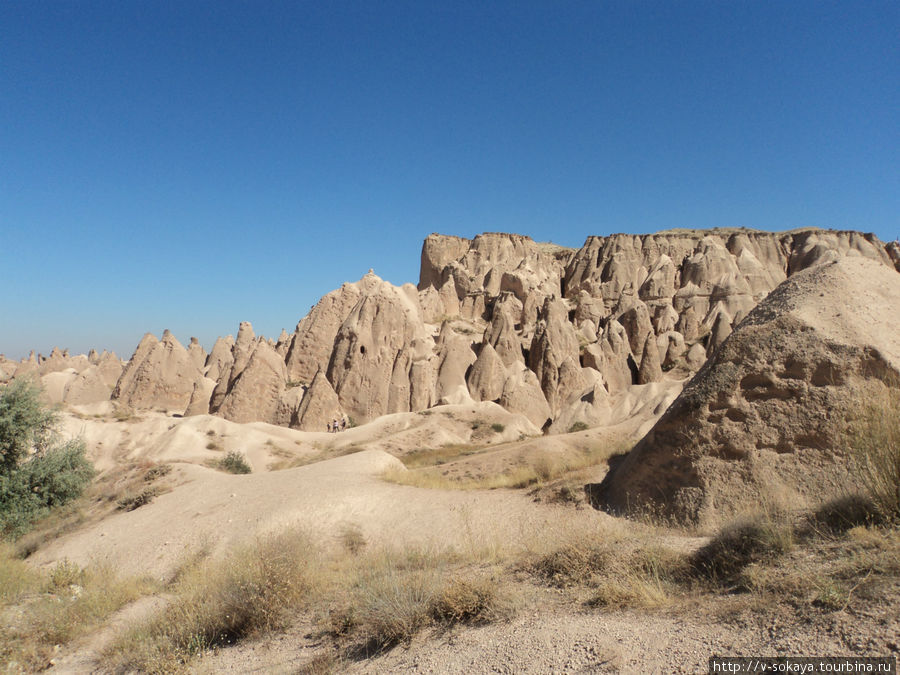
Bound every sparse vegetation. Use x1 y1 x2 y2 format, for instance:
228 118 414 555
846 386 899 524
692 511 794 586
117 487 160 511
384 444 624 491
339 522 367 555
206 440 221 450
1 549 156 671
105 530 312 672
490 423 505 433
218 450 252 474
567 421 589 433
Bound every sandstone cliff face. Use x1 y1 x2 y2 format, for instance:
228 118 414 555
113 330 203 411
328 271 432 423
285 281 365 385
216 339 288 424
29 227 894 444
591 256 900 527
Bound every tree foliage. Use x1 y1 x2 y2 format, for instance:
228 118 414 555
0 379 95 537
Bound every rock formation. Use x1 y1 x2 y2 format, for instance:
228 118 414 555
9 227 896 449
112 330 203 411
591 256 900 527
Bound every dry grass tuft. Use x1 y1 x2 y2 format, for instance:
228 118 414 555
846 386 900 524
692 511 794 586
105 530 315 672
429 574 516 626
0 551 156 672
383 443 625 492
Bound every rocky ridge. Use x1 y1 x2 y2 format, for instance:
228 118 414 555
2 228 896 440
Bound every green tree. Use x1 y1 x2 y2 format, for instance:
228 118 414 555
0 378 57 473
0 378 94 537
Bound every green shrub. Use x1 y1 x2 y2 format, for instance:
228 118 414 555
567 421 589 433
218 450 251 474
490 423 505 433
1 439 95 538
0 379 57 473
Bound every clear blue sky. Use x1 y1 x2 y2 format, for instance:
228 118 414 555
2 1 897 360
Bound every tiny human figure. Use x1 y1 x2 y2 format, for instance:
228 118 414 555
341 418 347 431
332 419 338 433
326 422 331 433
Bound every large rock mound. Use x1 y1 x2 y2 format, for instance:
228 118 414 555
591 256 900 527
112 330 203 411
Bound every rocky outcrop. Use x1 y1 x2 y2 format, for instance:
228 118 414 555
204 336 235 384
42 227 893 441
591 256 900 527
216 340 288 424
210 322 256 412
184 377 217 417
466 343 507 402
328 272 431 422
113 331 203 411
61 366 111 405
285 280 366 384
294 368 343 431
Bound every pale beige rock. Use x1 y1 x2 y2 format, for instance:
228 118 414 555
217 340 287 424
528 298 580 410
593 256 900 527
274 329 292 358
595 319 634 395
418 285 445 323
637 336 663 385
62 366 111 405
184 377 217 417
285 281 364 384
295 368 344 431
409 358 436 411
434 324 477 406
210 322 256 412
96 351 124 389
328 272 430 422
706 310 733 354
685 342 707 370
113 331 203 411
467 343 508 402
483 302 524 367
204 336 235 384
499 364 552 429
186 338 206 371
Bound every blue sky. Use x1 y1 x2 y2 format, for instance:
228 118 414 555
2 1 897 360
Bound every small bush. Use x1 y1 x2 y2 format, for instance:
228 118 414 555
218 450 251 474
490 423 505 433
530 539 612 588
568 421 589 433
692 514 793 585
117 487 159 512
143 464 171 482
429 576 513 626
0 380 95 538
1 440 95 538
810 494 882 534
339 523 367 555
